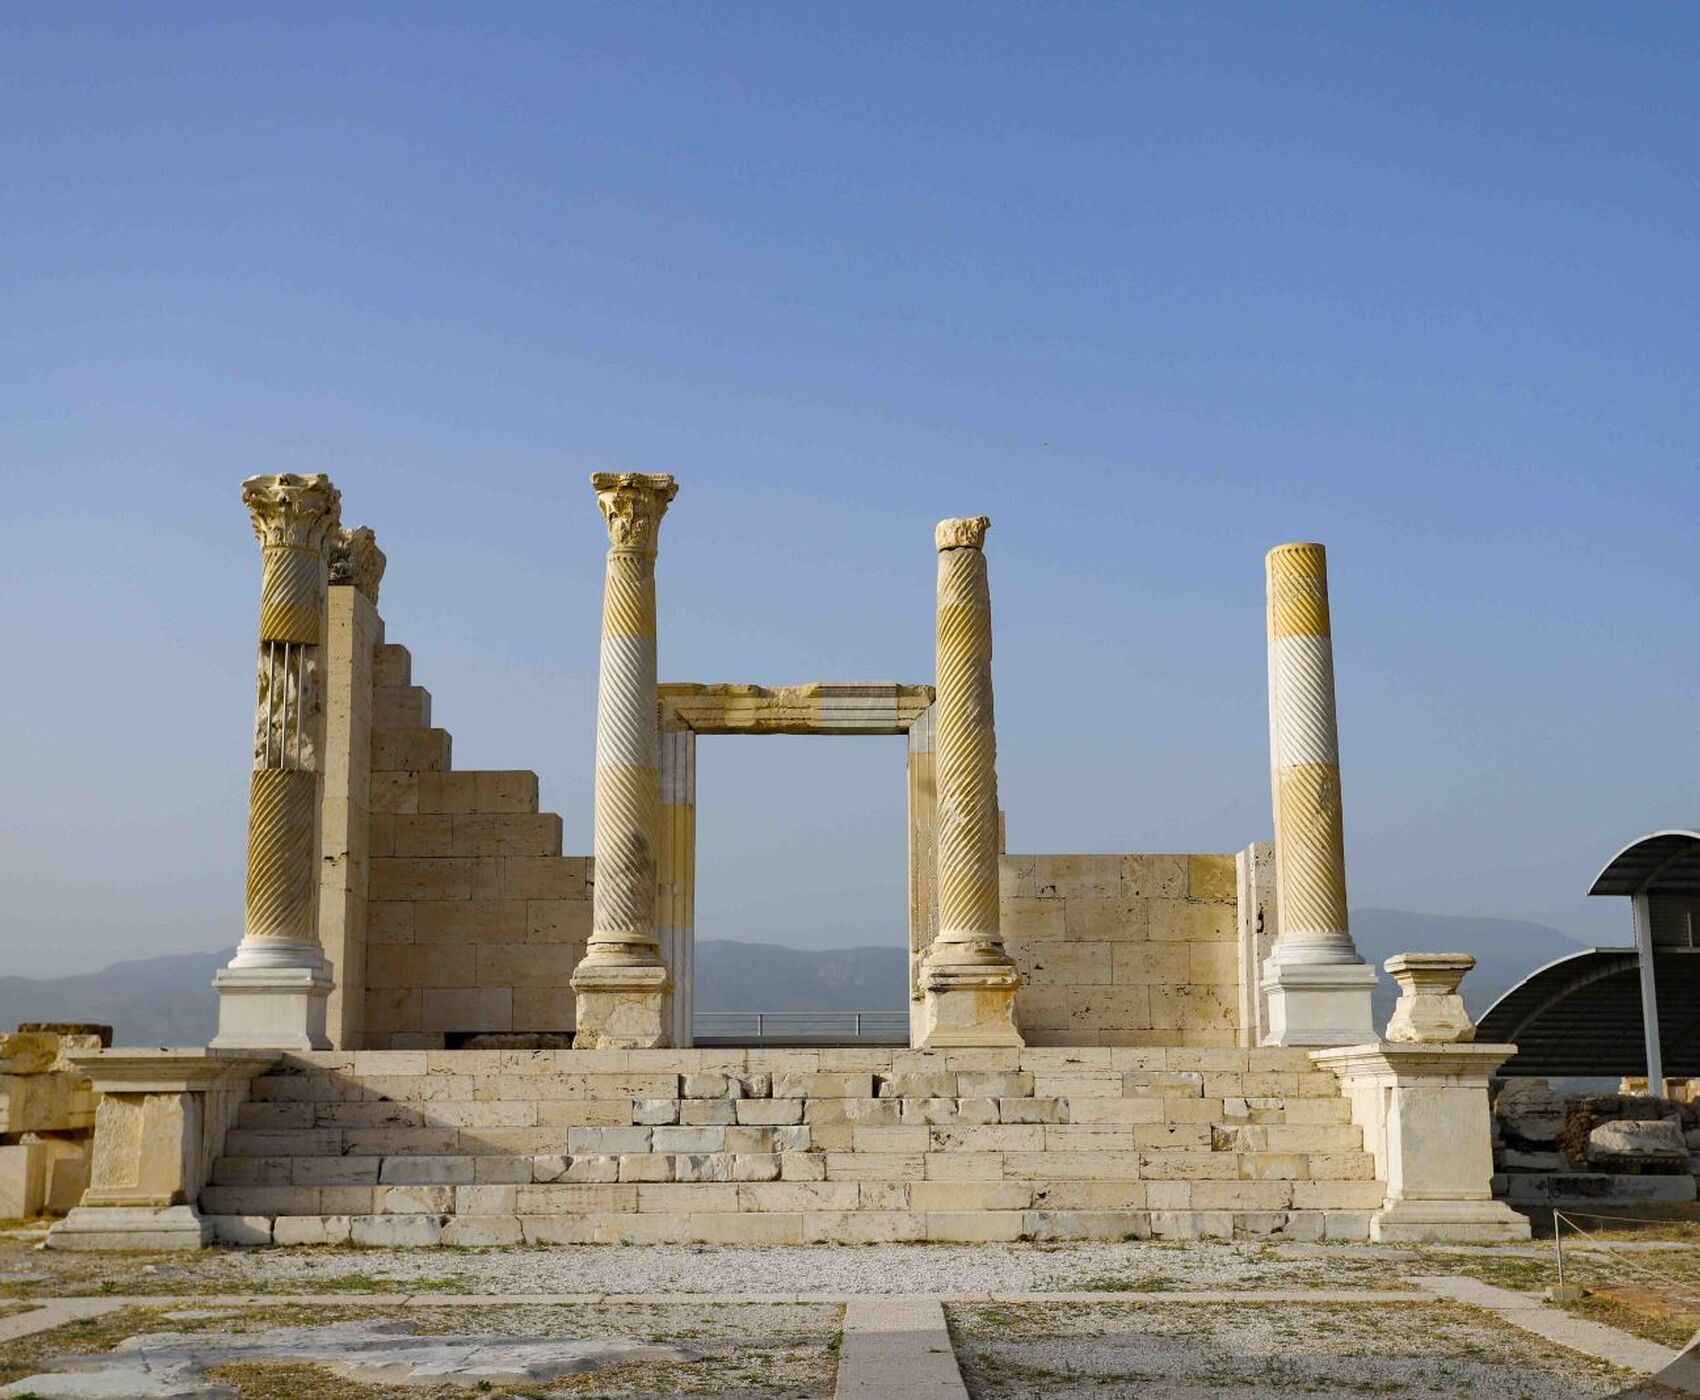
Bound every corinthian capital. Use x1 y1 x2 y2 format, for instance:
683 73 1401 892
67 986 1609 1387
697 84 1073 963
330 525 387 604
242 474 342 554
592 472 678 553
936 516 990 552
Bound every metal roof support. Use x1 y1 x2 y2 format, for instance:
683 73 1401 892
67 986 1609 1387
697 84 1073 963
1631 891 1665 1093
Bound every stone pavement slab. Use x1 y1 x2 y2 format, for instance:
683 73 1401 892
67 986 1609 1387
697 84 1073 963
0 1301 123 1345
1416 1274 1692 1380
835 1297 967 1399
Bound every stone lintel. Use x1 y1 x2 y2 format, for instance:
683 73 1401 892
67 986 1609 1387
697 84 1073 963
659 682 935 735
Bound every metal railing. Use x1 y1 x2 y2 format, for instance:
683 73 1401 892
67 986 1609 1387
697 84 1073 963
692 1011 910 1046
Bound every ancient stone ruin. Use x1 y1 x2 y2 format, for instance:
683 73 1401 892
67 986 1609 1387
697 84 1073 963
41 472 1533 1249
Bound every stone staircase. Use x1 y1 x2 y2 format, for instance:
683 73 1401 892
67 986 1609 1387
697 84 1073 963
199 1046 1385 1246
364 643 593 1045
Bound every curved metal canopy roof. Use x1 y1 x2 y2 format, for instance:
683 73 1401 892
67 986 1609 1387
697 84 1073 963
1589 830 1700 897
1476 947 1700 1078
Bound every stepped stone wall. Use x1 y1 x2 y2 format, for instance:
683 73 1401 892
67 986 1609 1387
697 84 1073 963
200 1045 1381 1245
353 640 1246 1050
362 644 593 1047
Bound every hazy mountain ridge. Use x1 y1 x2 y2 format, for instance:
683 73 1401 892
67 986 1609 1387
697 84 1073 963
0 910 1596 1045
1349 907 1594 1022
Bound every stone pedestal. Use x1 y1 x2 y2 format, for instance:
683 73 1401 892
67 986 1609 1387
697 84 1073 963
919 517 1022 1049
572 473 677 1049
1260 542 1376 1045
214 474 342 1051
45 1050 273 1251
1313 1043 1532 1243
1385 953 1476 1044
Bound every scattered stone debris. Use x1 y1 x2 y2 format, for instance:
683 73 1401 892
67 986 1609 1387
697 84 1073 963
1586 1119 1690 1170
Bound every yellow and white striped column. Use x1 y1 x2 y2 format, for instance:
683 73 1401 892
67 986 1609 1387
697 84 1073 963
1261 542 1376 1046
213 473 342 1050
918 516 1022 1048
571 472 677 1049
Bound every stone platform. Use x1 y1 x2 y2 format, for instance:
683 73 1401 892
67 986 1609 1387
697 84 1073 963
198 1046 1384 1246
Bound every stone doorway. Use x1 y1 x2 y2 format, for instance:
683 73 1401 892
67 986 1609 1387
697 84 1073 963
656 683 936 1046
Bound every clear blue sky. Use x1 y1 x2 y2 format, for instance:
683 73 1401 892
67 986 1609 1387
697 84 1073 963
2 5 1696 976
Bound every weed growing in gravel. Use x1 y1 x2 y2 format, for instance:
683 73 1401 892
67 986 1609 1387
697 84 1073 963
1071 1273 1179 1293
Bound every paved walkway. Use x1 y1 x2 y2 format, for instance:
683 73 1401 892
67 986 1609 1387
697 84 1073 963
0 1285 1690 1394
1416 1275 1698 1389
835 1298 966 1400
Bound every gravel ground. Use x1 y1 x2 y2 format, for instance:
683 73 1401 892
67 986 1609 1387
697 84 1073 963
947 1300 1643 1398
1 1237 1422 1298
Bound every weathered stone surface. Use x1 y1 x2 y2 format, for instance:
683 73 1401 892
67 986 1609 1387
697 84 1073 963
1494 1079 1566 1148
0 1320 704 1397
1383 953 1476 1044
1587 1118 1689 1169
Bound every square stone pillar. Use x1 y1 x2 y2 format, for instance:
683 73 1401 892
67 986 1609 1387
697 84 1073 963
657 726 697 1048
1313 1042 1532 1243
319 528 386 1048
45 1050 274 1251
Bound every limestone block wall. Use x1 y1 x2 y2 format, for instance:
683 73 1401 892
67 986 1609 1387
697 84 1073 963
0 1027 104 1217
1002 853 1241 1047
362 643 594 1048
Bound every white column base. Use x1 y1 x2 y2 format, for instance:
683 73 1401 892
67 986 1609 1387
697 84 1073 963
1370 1198 1531 1244
46 1203 210 1252
211 942 332 1051
572 961 672 1050
1261 959 1377 1046
917 965 1024 1049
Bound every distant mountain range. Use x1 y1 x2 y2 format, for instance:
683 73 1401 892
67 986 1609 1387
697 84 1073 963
0 910 1598 1046
1348 907 1593 1024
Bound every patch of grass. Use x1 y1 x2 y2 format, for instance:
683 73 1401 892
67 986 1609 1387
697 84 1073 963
1562 1290 1699 1351
0 1306 166 1385
287 1270 478 1294
1070 1272 1180 1293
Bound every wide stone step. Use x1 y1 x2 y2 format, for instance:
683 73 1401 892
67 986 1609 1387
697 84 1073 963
201 1169 1386 1220
243 1078 1354 1123
206 1206 1377 1248
220 1114 1364 1155
208 1148 1380 1202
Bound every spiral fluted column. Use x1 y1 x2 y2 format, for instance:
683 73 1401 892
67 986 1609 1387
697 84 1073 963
572 472 677 1049
918 516 1022 1048
1260 542 1375 1046
212 473 342 1050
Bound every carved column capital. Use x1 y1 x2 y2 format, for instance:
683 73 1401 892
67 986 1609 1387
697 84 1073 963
329 526 386 605
592 472 678 554
935 516 990 552
241 474 342 553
